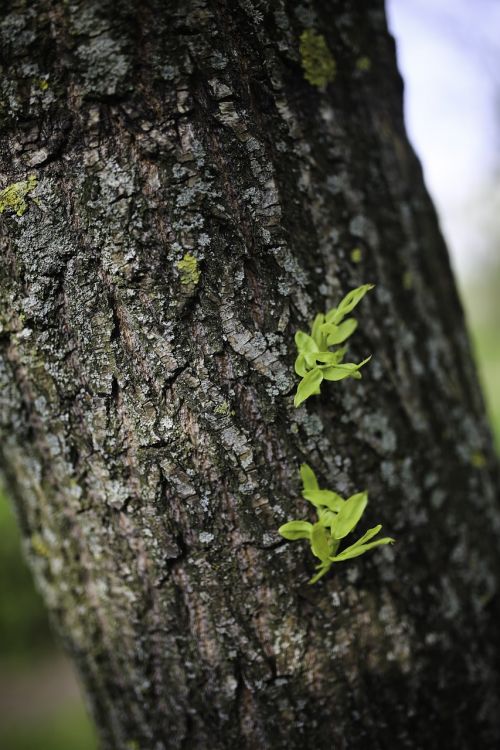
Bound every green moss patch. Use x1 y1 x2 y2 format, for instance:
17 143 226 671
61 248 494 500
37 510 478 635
0 175 37 217
299 30 336 88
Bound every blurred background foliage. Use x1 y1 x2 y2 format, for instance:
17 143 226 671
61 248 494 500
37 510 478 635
0 495 98 749
0 498 52 665
1 0 499 747
465 265 500 451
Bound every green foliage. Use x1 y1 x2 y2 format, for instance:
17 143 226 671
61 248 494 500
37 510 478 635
278 465 394 584
299 30 336 88
0 702 97 750
293 284 374 407
279 520 313 540
0 492 53 664
466 271 500 451
0 175 37 216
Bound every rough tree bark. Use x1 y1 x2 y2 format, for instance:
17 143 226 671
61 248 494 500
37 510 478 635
1 1 499 748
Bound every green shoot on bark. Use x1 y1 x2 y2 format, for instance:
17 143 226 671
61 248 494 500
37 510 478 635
294 283 374 407
279 464 394 584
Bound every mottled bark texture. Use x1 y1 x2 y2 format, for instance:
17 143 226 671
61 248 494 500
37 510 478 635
1 1 499 748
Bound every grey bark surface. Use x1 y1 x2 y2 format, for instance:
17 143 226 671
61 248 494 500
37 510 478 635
1 1 500 748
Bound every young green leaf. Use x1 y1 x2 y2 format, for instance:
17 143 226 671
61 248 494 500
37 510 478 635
295 330 315 351
324 307 337 324
310 522 331 561
316 350 347 366
314 350 345 364
320 318 358 345
294 367 323 407
329 283 374 324
330 536 340 557
311 313 326 348
330 536 395 562
278 520 313 540
321 356 371 381
294 331 318 367
303 488 344 512
321 364 360 382
332 491 368 539
348 524 383 548
317 508 338 528
294 353 308 377
300 463 319 492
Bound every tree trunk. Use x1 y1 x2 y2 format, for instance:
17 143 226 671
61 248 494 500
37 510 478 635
1 1 499 748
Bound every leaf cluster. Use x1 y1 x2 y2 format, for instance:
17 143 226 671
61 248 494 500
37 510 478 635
294 284 373 407
279 464 394 584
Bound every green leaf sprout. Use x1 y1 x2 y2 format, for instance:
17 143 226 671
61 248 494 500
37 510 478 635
293 284 374 407
279 464 394 584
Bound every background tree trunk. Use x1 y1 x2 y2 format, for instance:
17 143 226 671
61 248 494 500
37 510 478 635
1 1 499 747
